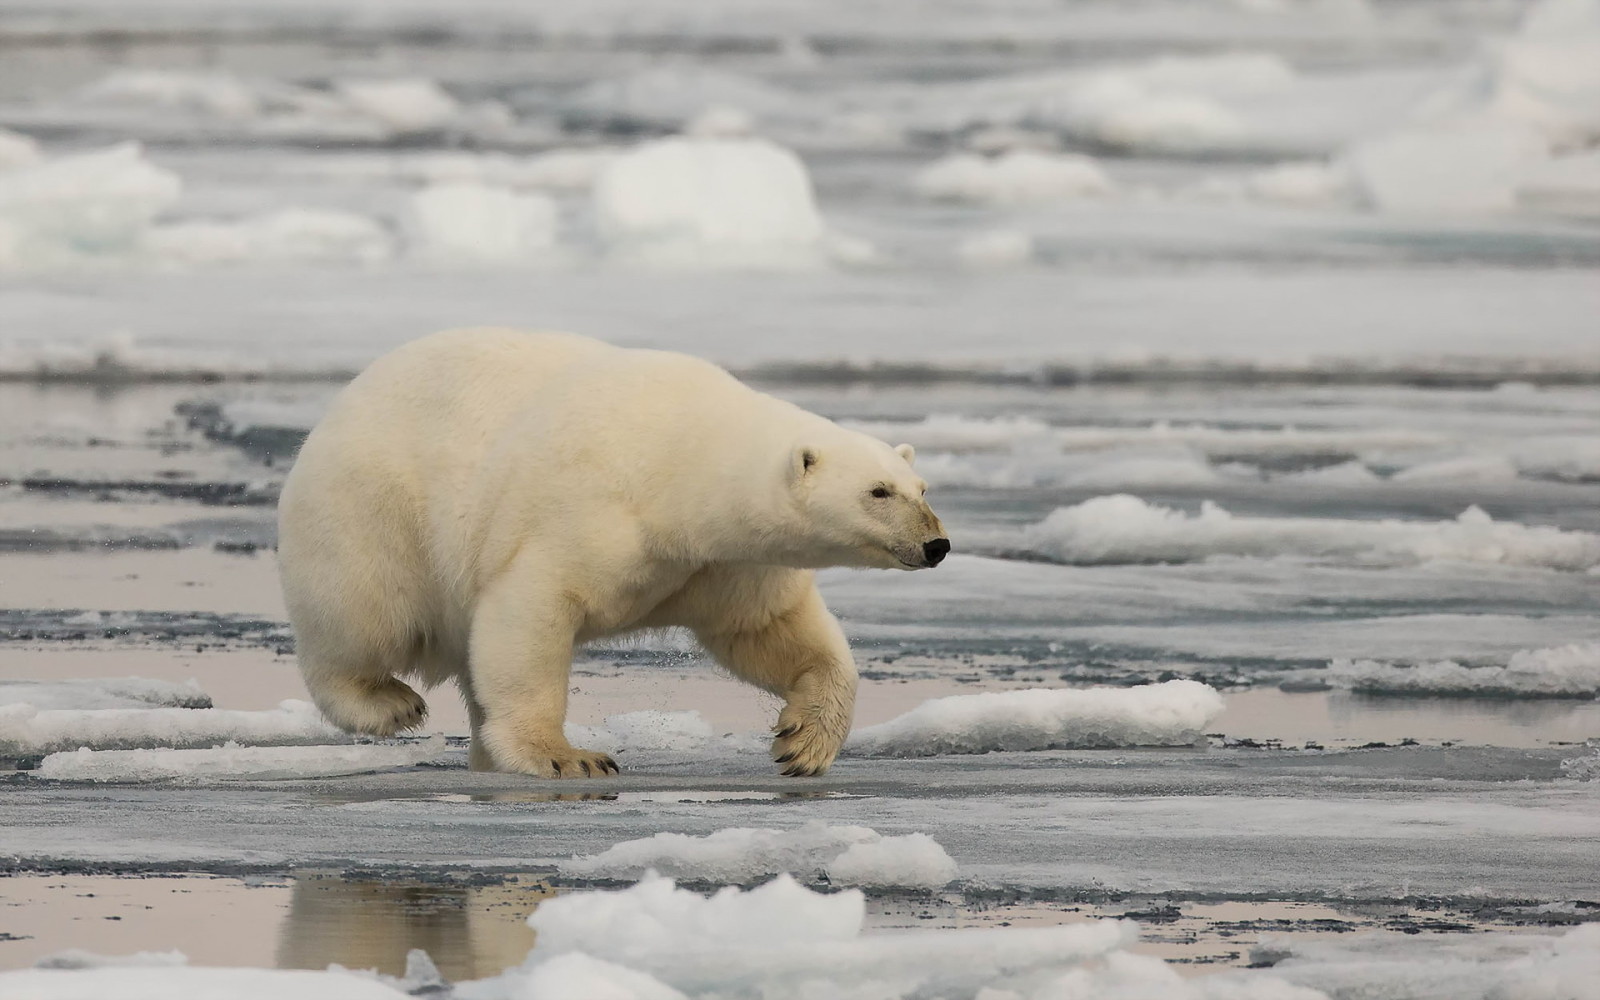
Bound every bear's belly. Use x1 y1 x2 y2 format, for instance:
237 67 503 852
571 561 703 642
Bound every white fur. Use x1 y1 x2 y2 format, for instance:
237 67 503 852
276 329 947 778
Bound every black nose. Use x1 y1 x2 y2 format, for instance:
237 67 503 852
923 538 951 566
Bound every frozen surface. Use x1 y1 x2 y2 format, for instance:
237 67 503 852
992 495 1600 570
0 699 347 757
560 821 957 889
0 677 210 711
34 739 453 783
592 137 825 267
0 965 413 999
847 680 1224 757
1326 642 1600 698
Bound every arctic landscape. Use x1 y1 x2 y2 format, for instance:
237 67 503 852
2 0 1599 997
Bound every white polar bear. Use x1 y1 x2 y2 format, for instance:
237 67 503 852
277 329 949 778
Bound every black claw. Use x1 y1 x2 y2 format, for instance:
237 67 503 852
579 760 591 776
774 751 798 765
603 758 619 774
774 723 799 739
551 760 562 776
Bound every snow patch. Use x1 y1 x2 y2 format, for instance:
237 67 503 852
957 228 1035 268
334 78 461 134
996 495 1600 570
593 137 825 267
846 679 1224 757
0 699 349 757
0 677 211 711
34 739 452 783
914 150 1112 204
1327 642 1600 698
560 822 957 889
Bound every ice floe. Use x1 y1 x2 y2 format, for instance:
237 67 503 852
0 699 348 757
33 739 453 783
146 208 395 265
914 150 1113 204
1325 642 1600 698
560 821 957 889
991 495 1600 570
405 181 559 261
0 143 180 263
0 677 211 711
592 136 825 267
464 873 1144 1000
846 679 1224 757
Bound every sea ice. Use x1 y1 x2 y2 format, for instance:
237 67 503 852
996 495 1600 570
560 67 795 132
146 208 395 265
0 699 349 757
846 679 1224 757
458 874 1143 1000
914 150 1112 204
560 821 958 889
406 181 559 261
0 143 180 262
957 228 1036 268
33 739 453 783
1342 120 1550 214
333 78 462 134
0 127 41 169
564 710 716 754
79 68 262 118
592 136 825 267
1326 642 1600 698
0 677 211 711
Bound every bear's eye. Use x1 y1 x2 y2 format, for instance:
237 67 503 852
870 486 891 499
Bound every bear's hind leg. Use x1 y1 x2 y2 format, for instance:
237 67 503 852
298 657 429 737
695 577 857 777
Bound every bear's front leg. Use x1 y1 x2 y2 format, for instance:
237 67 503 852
467 557 618 779
697 578 858 777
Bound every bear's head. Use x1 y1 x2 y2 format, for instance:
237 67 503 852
787 432 950 571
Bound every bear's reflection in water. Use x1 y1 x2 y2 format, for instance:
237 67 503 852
275 873 553 981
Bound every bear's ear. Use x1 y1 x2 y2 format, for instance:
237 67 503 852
791 445 820 483
895 443 916 466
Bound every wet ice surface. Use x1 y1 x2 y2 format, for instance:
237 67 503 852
4 0 1600 995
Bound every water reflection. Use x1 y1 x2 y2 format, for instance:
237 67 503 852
275 873 551 981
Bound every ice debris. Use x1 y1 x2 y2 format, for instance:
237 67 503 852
33 739 452 783
0 699 349 757
561 821 957 889
846 679 1224 757
1327 643 1600 698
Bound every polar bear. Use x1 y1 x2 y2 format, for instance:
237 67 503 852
277 329 948 778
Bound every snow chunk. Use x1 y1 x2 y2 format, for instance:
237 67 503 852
958 228 1035 268
0 677 210 711
1344 120 1550 214
915 150 1112 204
0 127 41 169
34 739 451 783
592 137 824 267
999 495 1600 570
565 710 715 754
0 143 180 261
1328 642 1600 698
481 874 1137 1000
0 966 413 999
561 821 957 889
334 78 460 133
146 208 394 265
0 699 349 757
847 680 1224 758
406 182 558 261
